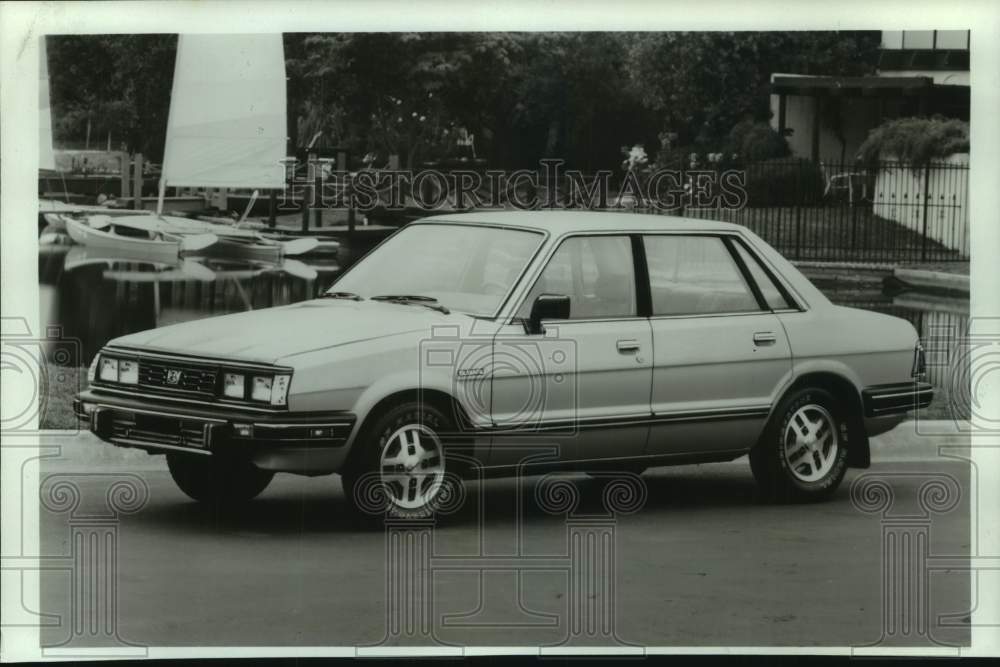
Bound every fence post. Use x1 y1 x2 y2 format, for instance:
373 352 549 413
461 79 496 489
794 162 803 259
313 163 323 228
850 170 859 253
920 161 931 262
679 165 686 218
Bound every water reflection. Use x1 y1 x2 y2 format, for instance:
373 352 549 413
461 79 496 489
39 241 358 361
39 241 968 415
811 275 969 412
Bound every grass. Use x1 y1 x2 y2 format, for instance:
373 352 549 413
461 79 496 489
40 363 85 430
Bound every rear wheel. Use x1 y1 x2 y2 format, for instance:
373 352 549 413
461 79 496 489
750 387 850 503
166 452 274 504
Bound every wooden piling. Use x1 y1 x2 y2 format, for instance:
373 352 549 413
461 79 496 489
132 153 143 210
120 151 131 203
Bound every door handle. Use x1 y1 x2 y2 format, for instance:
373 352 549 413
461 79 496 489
753 332 777 345
617 339 641 353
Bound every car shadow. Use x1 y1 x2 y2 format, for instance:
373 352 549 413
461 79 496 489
122 464 846 536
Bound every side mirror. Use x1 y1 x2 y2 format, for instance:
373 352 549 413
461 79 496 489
528 293 570 334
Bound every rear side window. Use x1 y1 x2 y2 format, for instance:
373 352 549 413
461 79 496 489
731 241 795 310
642 235 759 316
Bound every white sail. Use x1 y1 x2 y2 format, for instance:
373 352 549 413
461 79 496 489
39 37 56 171
162 34 287 189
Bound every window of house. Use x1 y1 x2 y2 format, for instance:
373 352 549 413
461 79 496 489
518 236 636 320
643 236 759 316
935 30 969 49
902 31 934 49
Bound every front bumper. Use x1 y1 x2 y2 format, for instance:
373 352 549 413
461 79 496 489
862 381 934 417
74 388 356 458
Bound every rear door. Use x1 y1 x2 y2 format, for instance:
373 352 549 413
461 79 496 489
642 234 794 456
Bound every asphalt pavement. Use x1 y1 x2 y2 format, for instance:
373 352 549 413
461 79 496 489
34 428 972 651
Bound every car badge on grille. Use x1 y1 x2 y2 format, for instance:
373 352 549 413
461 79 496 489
166 369 183 385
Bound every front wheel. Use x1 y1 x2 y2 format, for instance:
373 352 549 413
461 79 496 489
166 452 274 504
341 402 460 521
749 387 850 503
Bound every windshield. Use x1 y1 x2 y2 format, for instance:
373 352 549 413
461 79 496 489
329 224 544 316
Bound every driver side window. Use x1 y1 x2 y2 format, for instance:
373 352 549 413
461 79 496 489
518 236 636 320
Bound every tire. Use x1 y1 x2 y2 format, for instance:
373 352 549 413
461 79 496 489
166 452 274 504
341 401 459 521
749 387 850 503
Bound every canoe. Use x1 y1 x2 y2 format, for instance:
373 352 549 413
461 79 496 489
64 217 217 260
104 213 319 261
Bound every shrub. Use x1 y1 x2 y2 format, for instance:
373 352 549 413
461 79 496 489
725 120 790 163
856 116 969 164
744 157 825 207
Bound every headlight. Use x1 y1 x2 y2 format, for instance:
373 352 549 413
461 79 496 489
252 375 273 402
220 370 291 406
87 354 100 383
99 357 118 382
272 374 291 407
223 373 246 399
119 359 139 384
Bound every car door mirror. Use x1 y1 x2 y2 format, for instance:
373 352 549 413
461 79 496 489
528 294 570 334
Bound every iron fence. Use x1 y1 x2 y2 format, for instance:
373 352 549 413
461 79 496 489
644 158 970 263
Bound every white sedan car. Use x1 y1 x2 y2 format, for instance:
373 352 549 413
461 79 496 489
76 212 932 517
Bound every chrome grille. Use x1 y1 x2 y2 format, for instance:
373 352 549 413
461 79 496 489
138 359 217 396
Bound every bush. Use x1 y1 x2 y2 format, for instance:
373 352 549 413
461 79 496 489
856 117 969 164
725 120 790 163
744 157 825 207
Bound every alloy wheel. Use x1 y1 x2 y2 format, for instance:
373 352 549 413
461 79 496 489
782 403 839 483
378 423 446 510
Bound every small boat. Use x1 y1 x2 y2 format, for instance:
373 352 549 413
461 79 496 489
100 212 320 263
39 224 73 247
64 217 216 260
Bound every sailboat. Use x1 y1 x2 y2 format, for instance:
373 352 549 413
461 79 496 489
99 34 321 262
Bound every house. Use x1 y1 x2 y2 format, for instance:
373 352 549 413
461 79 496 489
769 30 970 163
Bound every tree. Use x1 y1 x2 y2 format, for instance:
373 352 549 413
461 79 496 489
46 34 177 160
626 31 881 149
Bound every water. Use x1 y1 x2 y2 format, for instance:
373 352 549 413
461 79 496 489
39 246 968 418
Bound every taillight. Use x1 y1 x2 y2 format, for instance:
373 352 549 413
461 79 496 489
912 342 927 378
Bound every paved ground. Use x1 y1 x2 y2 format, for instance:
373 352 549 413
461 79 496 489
35 430 971 651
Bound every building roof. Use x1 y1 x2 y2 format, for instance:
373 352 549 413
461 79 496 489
770 74 934 96
419 210 746 234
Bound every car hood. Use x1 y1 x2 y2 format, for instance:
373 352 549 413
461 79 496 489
107 298 463 364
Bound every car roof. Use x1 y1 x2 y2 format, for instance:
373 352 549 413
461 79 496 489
417 210 746 234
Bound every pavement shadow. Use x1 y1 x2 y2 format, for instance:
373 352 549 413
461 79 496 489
123 464 807 536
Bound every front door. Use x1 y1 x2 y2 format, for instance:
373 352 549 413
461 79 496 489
488 235 653 467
